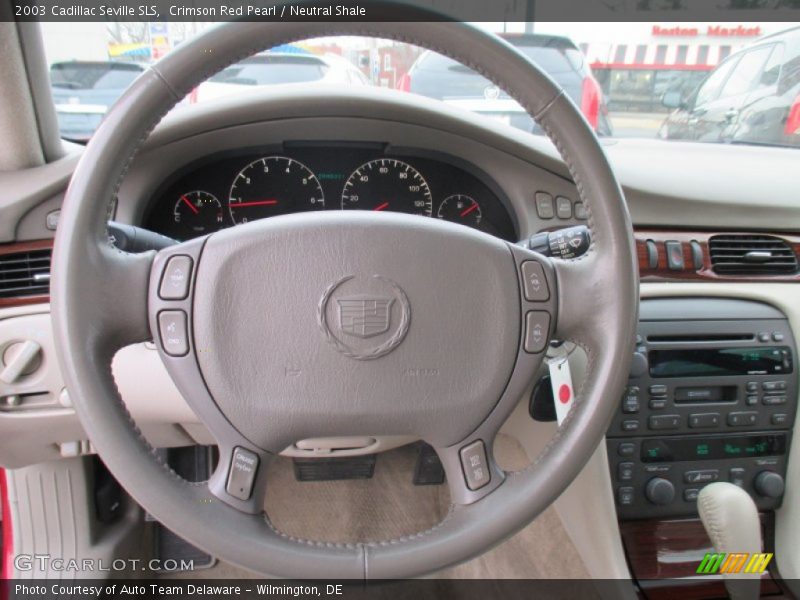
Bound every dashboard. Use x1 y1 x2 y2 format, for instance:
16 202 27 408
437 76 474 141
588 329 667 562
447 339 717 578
143 143 517 242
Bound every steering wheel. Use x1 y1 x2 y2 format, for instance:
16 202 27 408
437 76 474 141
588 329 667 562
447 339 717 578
51 14 638 579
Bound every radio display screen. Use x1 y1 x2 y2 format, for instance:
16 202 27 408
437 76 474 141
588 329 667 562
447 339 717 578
649 346 792 378
641 434 787 463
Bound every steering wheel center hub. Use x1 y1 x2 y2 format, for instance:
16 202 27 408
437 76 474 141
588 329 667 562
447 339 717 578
190 212 521 451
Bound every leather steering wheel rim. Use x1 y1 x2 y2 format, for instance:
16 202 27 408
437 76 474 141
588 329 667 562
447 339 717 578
52 14 638 579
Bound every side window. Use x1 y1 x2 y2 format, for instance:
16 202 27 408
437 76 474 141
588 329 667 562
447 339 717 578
757 44 784 88
694 57 738 106
718 45 772 98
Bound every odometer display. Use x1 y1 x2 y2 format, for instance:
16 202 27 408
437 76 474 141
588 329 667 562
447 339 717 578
228 156 324 225
341 159 432 217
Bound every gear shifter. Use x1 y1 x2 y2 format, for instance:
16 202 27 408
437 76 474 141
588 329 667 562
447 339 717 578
698 482 764 600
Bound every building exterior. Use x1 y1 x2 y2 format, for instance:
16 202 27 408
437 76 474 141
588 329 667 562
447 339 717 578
572 22 791 112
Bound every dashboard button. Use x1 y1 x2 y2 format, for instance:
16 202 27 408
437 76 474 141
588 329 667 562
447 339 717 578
684 469 719 484
617 462 635 482
523 311 550 354
729 468 746 487
773 332 785 342
555 196 572 219
727 411 758 426
618 486 635 506
688 413 720 429
226 447 259 501
746 395 760 406
520 261 549 302
648 414 680 430
746 381 759 392
665 241 684 270
762 381 786 391
758 332 770 343
649 384 667 398
158 311 189 357
617 443 635 457
159 255 193 300
684 488 700 502
574 202 588 220
762 396 787 406
772 414 788 426
460 440 490 491
534 192 554 219
622 419 640 432
649 398 667 410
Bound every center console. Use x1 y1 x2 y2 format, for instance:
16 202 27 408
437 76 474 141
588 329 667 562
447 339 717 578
607 298 796 519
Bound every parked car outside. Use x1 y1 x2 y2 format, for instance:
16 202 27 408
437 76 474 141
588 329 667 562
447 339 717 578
399 33 612 136
49 60 147 142
191 52 370 104
659 26 800 147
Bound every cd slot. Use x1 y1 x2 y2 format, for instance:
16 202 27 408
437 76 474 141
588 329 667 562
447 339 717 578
647 333 755 343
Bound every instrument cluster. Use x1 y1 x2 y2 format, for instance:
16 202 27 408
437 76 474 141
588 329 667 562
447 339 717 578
143 144 517 241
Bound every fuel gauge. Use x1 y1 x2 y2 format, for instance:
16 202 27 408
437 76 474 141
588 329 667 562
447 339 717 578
173 191 224 238
437 194 482 228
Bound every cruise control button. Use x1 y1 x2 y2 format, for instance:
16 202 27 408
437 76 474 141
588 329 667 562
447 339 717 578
158 311 189 357
460 440 490 490
159 255 193 300
523 311 550 354
226 447 259 500
534 192 554 219
521 261 549 302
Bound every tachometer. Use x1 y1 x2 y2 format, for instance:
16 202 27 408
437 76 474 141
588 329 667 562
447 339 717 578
341 159 432 217
228 156 324 225
172 190 224 237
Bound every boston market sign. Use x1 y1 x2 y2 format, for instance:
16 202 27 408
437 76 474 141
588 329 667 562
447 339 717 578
652 25 763 37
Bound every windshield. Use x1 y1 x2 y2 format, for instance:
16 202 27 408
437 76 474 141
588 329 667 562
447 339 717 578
41 21 800 148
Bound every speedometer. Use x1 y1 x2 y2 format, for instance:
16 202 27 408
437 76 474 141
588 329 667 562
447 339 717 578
228 156 324 225
341 159 432 217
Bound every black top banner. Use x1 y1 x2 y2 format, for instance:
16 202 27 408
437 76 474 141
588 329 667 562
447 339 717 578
5 0 800 22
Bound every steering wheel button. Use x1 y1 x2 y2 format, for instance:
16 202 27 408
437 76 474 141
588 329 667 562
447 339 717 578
523 311 550 353
158 311 189 357
460 440 490 491
226 447 259 501
159 255 193 300
521 261 549 301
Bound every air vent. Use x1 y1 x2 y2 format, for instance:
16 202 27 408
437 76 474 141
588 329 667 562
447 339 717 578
709 235 798 275
0 248 52 299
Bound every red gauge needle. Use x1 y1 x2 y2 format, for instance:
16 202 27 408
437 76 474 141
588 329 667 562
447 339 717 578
180 195 199 215
374 202 390 211
234 199 279 208
460 202 479 218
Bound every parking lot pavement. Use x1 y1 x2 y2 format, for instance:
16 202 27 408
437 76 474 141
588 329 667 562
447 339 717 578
608 111 667 139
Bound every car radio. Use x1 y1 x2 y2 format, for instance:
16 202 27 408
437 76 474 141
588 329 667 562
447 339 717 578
607 298 797 519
